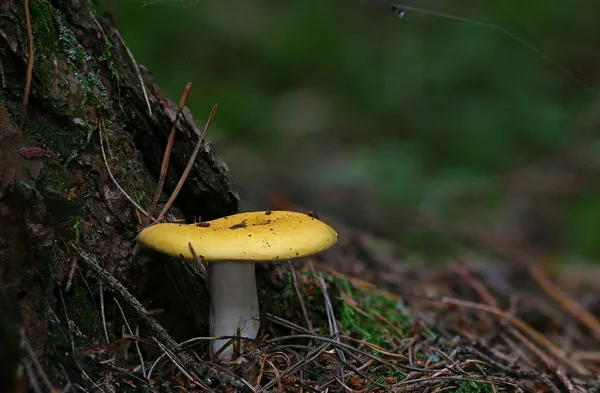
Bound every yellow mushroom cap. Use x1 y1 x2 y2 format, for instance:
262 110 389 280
136 210 338 262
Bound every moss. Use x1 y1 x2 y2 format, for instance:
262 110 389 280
68 281 99 334
453 381 494 393
306 364 327 381
134 192 144 207
56 15 91 66
259 269 295 325
31 163 87 278
46 323 72 365
34 164 85 220
34 162 65 191
53 14 109 109
15 2 104 175
330 276 412 349
28 0 60 54
25 0 110 116
20 108 93 165
367 365 405 388
71 216 82 244
34 243 62 291
260 267 436 351
98 33 121 91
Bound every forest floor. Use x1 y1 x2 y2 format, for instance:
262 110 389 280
22 208 600 393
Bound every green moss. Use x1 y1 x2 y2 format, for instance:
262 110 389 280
332 277 412 349
306 364 327 381
453 381 494 393
22 114 92 165
367 365 405 388
26 0 110 117
72 217 82 244
260 269 297 321
34 162 65 191
98 34 121 90
54 14 109 110
56 15 91 66
134 192 144 207
34 243 61 290
28 0 59 54
32 162 87 256
68 281 99 334
46 323 72 365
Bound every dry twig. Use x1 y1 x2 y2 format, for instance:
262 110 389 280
72 244 250 391
146 82 193 223
20 0 34 129
156 104 218 222
530 263 600 341
114 298 146 378
99 118 153 219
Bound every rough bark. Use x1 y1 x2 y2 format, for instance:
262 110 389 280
0 0 239 385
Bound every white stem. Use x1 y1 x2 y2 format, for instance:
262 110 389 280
208 262 259 359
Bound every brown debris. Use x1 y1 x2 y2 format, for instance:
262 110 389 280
229 220 248 230
18 147 59 159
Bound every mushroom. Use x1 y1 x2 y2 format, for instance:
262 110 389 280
136 210 337 359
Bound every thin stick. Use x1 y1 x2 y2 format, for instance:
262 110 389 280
156 104 218 222
452 264 543 371
188 242 208 279
437 296 589 375
23 361 42 393
259 341 332 392
58 290 76 357
58 288 106 392
72 244 179 348
100 122 113 158
100 281 110 343
316 273 346 362
65 257 78 292
114 298 146 378
153 339 200 385
77 268 97 312
112 30 152 116
0 58 6 88
556 368 577 393
530 263 600 341
317 262 590 375
59 364 74 393
20 0 34 128
99 118 153 219
72 244 249 390
146 82 193 223
288 261 313 332
105 0 118 28
22 329 54 392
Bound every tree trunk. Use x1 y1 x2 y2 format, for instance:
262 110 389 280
0 0 239 387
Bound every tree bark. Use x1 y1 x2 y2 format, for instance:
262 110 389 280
0 0 239 385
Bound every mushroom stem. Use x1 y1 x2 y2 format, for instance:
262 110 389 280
208 262 259 359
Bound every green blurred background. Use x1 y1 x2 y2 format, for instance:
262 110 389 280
102 0 600 264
